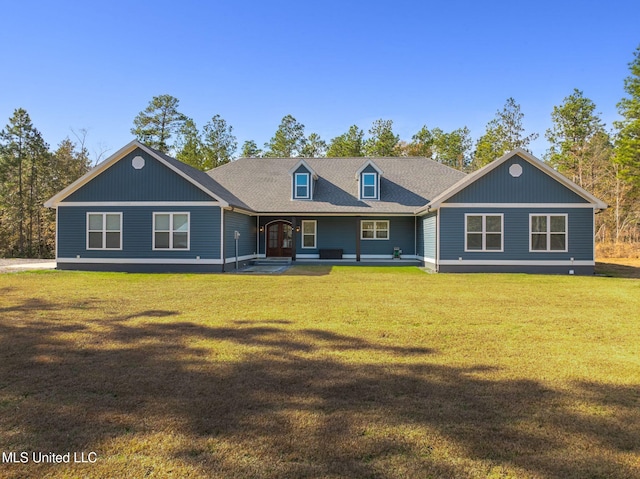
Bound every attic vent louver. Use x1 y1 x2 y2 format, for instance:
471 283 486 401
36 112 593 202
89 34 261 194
509 163 523 178
132 156 145 170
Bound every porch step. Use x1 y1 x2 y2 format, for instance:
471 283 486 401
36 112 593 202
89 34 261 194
251 258 292 266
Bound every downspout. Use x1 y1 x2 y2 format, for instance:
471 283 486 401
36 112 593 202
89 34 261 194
435 207 440 272
55 206 59 263
291 217 297 261
414 215 417 258
220 208 225 272
356 216 361 262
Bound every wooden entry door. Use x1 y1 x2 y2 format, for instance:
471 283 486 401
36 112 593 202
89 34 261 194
266 222 293 257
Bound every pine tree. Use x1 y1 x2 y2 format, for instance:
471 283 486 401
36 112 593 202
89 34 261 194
472 98 538 169
614 45 640 188
131 94 187 153
301 133 327 157
545 89 605 188
240 140 262 158
175 118 204 169
202 115 237 168
432 127 472 171
264 115 306 157
326 125 365 157
0 108 48 256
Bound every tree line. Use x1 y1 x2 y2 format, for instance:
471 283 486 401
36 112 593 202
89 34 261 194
0 111 91 258
1 46 638 258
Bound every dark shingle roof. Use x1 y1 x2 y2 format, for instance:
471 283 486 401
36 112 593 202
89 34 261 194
206 157 466 214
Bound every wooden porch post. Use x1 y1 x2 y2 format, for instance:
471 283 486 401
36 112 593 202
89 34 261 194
291 217 297 261
356 217 361 262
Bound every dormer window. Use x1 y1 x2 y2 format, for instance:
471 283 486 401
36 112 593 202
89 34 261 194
289 160 317 201
295 173 310 199
362 173 377 199
356 160 383 201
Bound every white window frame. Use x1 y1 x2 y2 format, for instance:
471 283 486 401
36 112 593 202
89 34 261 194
153 212 191 251
294 172 310 199
464 214 504 252
529 214 568 253
86 212 122 250
361 172 378 199
301 220 317 249
361 220 389 240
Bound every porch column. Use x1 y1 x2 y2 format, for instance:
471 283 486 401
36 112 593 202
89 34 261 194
356 217 361 262
291 217 297 261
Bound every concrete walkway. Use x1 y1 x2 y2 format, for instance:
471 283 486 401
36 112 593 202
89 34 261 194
235 264 290 274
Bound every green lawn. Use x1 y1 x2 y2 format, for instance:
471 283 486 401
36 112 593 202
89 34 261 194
1 267 639 479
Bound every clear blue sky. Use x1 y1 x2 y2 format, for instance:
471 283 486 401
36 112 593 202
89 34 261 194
1 0 638 161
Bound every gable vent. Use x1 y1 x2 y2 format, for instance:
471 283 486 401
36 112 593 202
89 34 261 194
132 156 145 170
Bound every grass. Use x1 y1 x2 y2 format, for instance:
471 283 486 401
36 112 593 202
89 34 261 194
0 267 639 479
596 258 640 279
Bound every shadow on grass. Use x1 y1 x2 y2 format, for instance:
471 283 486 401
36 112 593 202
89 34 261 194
596 261 640 279
280 265 333 276
0 297 639 478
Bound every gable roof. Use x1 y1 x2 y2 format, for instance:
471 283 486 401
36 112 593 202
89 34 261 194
288 159 318 179
355 159 384 177
44 140 238 208
207 156 466 214
421 148 608 211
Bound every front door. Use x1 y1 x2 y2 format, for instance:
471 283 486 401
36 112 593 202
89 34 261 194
266 222 293 257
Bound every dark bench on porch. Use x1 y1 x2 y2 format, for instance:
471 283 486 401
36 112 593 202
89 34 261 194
319 249 343 259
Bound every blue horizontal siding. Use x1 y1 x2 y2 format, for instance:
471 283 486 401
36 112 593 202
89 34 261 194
58 205 221 259
448 155 589 204
257 216 415 257
309 217 357 254
359 216 413 256
65 148 214 202
224 210 257 258
439 207 594 261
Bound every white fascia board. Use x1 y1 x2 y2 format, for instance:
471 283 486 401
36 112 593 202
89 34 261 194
256 212 415 217
439 203 597 209
225 206 256 216
59 201 220 207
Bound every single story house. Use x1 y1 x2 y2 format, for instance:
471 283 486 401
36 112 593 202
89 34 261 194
45 140 607 274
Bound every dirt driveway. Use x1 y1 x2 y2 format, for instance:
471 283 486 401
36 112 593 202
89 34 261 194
0 258 56 273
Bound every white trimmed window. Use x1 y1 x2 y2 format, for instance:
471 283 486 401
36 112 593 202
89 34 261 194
361 220 389 240
301 220 317 248
465 214 503 251
362 172 377 199
294 173 310 199
153 213 190 250
530 214 567 252
87 213 122 250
